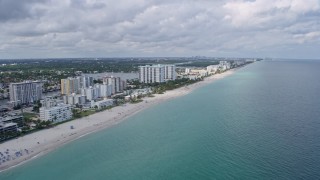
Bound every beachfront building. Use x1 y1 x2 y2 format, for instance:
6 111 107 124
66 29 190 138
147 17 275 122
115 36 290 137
120 80 127 93
181 67 209 79
189 69 208 77
0 123 18 133
9 81 43 106
139 64 164 83
164 65 176 81
0 115 24 127
125 88 152 100
0 120 18 136
39 103 72 123
139 64 176 83
206 65 219 74
40 96 72 122
233 61 246 67
91 99 114 109
185 68 192 74
219 61 231 71
139 65 163 83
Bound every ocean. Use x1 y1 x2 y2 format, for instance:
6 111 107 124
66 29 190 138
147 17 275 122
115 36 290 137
1 60 320 179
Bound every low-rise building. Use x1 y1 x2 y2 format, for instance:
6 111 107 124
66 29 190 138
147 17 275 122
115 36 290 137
91 99 113 109
185 69 208 77
219 61 231 71
0 116 19 136
39 104 72 123
0 122 18 134
206 65 219 74
0 115 24 127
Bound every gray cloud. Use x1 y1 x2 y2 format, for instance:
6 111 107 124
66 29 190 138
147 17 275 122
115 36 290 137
0 0 45 22
0 0 319 59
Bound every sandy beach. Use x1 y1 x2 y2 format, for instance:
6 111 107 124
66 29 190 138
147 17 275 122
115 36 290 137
0 69 236 171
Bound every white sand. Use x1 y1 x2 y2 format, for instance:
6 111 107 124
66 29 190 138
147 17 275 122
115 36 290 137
0 69 235 171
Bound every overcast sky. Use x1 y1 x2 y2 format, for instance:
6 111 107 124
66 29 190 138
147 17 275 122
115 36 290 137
0 0 319 59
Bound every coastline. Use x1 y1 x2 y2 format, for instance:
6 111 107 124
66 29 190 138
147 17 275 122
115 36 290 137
0 69 237 172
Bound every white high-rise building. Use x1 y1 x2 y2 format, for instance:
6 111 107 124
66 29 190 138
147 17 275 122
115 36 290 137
61 76 95 95
9 81 43 105
103 76 124 94
164 64 176 81
139 65 164 83
99 83 112 98
80 76 94 88
93 85 100 99
139 64 176 83
84 87 94 101
81 86 99 101
39 96 72 123
219 61 231 71
206 65 219 74
120 80 127 91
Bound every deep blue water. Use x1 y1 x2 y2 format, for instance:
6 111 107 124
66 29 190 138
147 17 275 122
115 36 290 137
1 60 320 179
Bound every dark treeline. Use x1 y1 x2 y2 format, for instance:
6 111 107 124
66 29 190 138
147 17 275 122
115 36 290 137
0 58 187 84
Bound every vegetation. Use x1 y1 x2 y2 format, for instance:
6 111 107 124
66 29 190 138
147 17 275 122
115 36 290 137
22 112 38 122
72 109 96 119
93 79 103 84
0 131 21 141
149 78 201 94
129 95 144 104
179 61 219 67
34 120 52 129
13 104 22 110
130 99 143 104
32 100 42 113
0 119 52 142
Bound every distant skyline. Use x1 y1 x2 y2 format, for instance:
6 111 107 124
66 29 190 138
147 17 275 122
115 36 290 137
0 0 319 59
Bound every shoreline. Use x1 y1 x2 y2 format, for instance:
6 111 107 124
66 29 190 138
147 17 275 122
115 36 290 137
0 68 238 172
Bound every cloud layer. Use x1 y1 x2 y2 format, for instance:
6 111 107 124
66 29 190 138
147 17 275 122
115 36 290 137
0 0 319 59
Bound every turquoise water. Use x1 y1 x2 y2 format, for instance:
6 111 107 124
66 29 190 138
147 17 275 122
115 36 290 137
1 61 320 179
